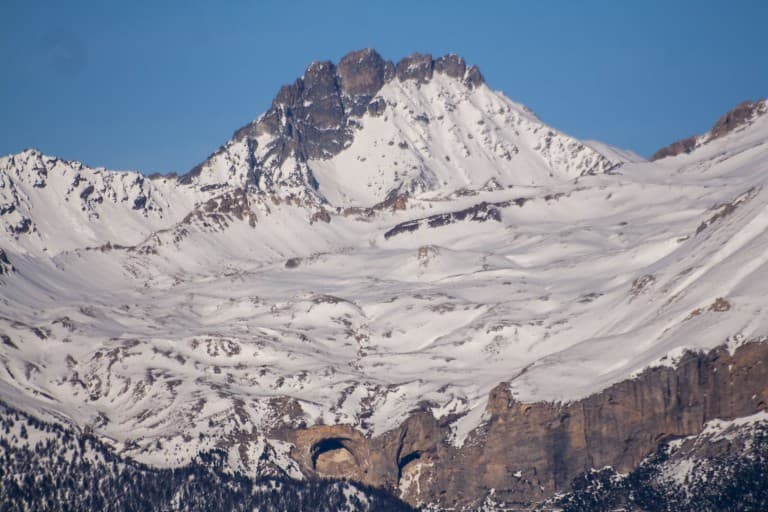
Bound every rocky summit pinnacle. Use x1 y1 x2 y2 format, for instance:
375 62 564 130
230 49 483 153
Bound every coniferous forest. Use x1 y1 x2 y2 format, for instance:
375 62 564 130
548 426 768 512
0 401 415 512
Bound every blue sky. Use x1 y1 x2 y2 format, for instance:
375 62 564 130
2 0 767 174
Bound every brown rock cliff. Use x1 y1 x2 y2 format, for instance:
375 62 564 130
275 341 768 509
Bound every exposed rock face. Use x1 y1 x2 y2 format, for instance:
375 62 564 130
464 64 484 88
235 60 348 162
238 49 484 158
0 249 13 275
434 54 466 79
337 48 391 116
393 52 485 89
651 99 767 160
384 200 507 239
650 135 698 161
396 52 434 84
197 188 258 227
434 54 484 88
277 341 768 509
711 99 768 139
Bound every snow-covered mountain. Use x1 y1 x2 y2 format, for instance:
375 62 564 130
1 49 768 509
1 50 618 257
182 50 616 206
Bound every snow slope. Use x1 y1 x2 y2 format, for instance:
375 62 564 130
1 57 768 474
309 74 616 206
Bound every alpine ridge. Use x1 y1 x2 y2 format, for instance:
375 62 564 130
2 49 768 510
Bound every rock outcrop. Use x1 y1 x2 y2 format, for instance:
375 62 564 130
651 99 767 160
277 341 768 508
650 135 698 161
710 99 768 139
0 249 13 275
384 200 506 239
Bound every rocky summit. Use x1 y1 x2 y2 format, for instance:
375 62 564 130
182 50 489 201
1 49 768 510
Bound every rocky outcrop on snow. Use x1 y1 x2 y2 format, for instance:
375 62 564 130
651 99 767 160
0 249 13 275
383 200 505 239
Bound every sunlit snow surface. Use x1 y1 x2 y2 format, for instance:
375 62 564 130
1 83 768 471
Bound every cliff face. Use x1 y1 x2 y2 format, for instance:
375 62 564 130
279 340 768 508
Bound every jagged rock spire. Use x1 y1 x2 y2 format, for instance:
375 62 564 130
230 48 485 153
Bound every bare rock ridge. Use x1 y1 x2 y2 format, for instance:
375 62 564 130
651 98 767 160
181 49 483 186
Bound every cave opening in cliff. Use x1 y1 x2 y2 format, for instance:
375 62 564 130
397 450 422 483
311 437 358 476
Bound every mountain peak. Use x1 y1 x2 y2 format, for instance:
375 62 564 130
244 49 484 138
180 48 618 204
182 49 490 193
